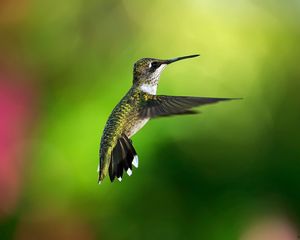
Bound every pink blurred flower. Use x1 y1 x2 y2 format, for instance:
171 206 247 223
0 70 39 217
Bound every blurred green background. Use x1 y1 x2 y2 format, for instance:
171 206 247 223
1 0 300 239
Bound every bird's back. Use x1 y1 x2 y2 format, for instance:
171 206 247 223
99 88 143 180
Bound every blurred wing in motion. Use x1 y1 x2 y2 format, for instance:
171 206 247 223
140 95 235 118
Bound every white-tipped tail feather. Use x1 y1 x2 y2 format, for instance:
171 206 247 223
127 168 132 176
105 134 138 182
132 155 139 168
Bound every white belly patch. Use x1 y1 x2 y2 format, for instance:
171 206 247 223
128 118 149 138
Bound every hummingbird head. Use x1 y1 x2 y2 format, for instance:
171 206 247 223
133 54 200 95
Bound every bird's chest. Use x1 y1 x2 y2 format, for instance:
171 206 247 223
126 118 149 138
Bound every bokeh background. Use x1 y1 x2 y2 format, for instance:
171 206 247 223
1 0 300 239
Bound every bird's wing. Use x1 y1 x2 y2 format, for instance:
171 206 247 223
140 95 235 118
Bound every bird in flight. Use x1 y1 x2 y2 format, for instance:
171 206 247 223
98 54 238 183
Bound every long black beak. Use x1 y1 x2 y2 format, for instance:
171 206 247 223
163 54 200 64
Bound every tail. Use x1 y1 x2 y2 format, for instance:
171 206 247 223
98 134 138 183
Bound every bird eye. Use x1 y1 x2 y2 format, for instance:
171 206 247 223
150 62 160 69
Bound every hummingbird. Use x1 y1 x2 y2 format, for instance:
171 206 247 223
98 54 238 183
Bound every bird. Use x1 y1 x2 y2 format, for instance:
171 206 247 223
98 54 239 183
